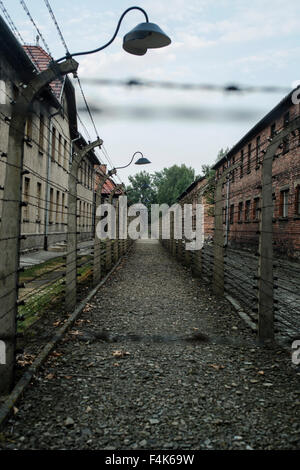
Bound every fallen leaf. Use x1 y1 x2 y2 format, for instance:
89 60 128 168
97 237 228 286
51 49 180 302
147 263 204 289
112 350 130 358
51 351 63 357
208 364 225 370
69 330 82 336
45 373 55 380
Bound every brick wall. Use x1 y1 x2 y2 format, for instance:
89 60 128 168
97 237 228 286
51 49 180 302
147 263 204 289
178 177 214 239
215 98 300 259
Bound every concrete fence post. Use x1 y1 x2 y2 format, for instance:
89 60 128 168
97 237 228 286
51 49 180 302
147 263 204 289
191 248 202 278
213 178 225 296
65 138 103 311
256 116 300 341
257 144 274 341
0 58 78 394
212 161 239 296
93 169 116 286
105 184 123 271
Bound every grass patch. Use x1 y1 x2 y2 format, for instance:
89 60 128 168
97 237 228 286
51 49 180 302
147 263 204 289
17 278 65 332
17 257 93 333
19 256 65 283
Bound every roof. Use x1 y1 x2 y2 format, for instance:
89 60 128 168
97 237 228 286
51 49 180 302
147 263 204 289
102 178 117 195
0 16 36 82
94 165 122 197
213 90 294 169
177 176 205 201
0 15 78 138
23 45 63 100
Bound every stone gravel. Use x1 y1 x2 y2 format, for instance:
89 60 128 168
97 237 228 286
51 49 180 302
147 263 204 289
1 240 300 450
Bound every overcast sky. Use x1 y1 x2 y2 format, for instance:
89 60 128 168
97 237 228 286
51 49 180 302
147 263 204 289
3 0 300 184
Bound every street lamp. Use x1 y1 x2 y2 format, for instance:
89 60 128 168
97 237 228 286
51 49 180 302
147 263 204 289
56 6 171 62
113 151 151 171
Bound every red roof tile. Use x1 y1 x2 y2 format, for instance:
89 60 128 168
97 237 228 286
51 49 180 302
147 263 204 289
22 45 63 100
94 165 122 196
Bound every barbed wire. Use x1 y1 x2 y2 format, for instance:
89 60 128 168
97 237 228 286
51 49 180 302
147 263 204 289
80 77 294 95
19 0 52 57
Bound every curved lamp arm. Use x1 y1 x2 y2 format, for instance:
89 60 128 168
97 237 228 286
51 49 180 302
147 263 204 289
113 151 144 170
57 7 149 62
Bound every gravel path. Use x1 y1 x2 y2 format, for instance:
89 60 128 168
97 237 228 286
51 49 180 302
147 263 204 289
1 240 300 450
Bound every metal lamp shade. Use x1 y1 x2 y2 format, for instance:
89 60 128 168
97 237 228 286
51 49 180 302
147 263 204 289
123 22 171 56
135 157 151 165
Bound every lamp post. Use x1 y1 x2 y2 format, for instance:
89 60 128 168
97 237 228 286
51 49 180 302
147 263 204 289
113 151 151 171
56 6 171 62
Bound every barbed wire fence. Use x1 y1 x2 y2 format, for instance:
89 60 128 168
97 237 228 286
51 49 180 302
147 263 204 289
162 112 300 347
0 0 133 394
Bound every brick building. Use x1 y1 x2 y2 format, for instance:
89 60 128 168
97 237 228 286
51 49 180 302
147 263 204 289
213 91 300 258
177 176 214 239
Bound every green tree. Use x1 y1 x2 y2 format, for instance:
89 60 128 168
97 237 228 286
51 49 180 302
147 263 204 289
201 163 215 216
215 147 230 162
153 164 197 206
126 171 157 212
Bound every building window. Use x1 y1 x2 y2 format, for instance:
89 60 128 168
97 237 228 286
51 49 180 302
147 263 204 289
56 191 60 224
83 201 85 227
51 127 56 161
90 166 93 189
284 112 290 127
87 166 90 189
272 193 276 218
240 149 244 178
295 186 300 216
58 134 62 166
282 112 290 154
247 143 251 173
39 114 44 151
270 123 276 138
64 139 69 170
25 115 32 140
49 188 54 223
36 182 42 221
80 200 83 227
279 189 289 218
256 136 260 168
253 197 260 221
229 204 234 224
282 135 289 154
245 200 251 222
238 202 243 222
62 193 65 224
231 156 235 183
23 177 30 221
